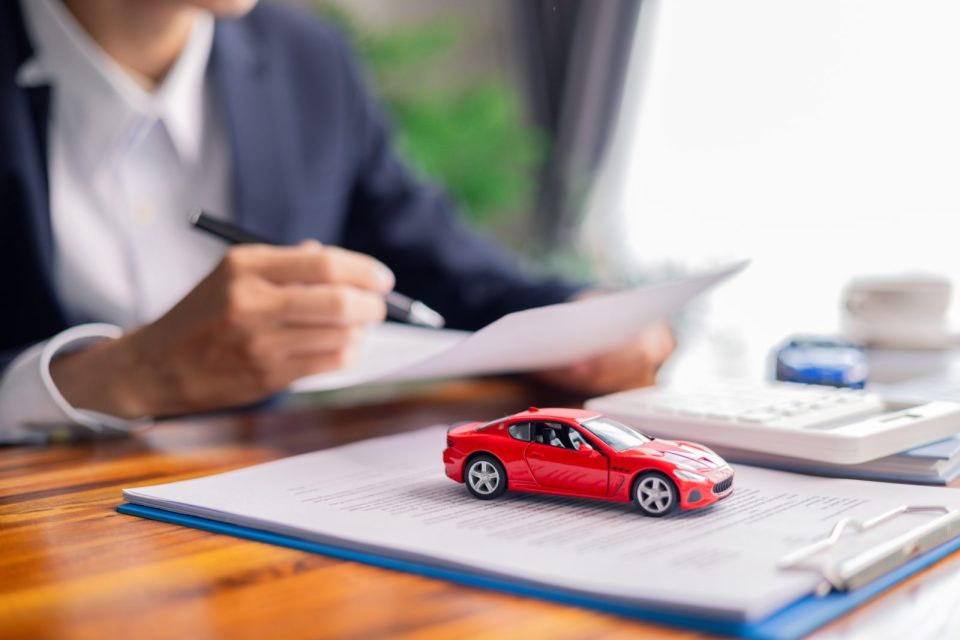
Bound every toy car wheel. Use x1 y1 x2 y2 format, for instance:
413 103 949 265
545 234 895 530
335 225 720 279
465 455 507 500
634 472 678 517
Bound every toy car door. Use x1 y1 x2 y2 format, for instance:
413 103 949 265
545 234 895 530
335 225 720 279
524 420 608 495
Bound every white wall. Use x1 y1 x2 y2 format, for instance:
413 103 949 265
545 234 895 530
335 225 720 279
586 0 960 379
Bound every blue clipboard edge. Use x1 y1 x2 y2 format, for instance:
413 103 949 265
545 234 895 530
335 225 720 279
116 502 960 640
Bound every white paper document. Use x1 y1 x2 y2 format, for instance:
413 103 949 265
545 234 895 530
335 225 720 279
291 263 744 392
123 426 960 622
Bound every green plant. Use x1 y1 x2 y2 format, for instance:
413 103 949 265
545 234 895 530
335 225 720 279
314 2 545 230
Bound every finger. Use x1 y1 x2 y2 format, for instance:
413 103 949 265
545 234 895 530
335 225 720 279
638 321 676 365
587 326 674 381
224 244 395 292
274 348 359 385
541 343 657 394
587 349 657 392
276 284 388 326
596 337 666 385
250 326 363 358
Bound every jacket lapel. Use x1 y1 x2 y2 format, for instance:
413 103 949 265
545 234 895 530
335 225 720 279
2 0 67 327
210 17 296 243
21 84 53 256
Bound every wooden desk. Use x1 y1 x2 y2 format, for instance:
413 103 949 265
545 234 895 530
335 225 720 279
3 379 959 639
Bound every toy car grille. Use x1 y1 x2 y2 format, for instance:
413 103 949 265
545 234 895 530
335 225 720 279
712 477 733 494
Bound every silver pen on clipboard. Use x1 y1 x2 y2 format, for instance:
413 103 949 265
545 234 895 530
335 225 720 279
778 505 960 595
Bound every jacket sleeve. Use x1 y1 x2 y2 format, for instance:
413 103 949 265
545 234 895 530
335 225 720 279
0 347 24 378
332 35 584 331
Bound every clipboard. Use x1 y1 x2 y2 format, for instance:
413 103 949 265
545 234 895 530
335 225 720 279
116 501 960 640
778 505 960 595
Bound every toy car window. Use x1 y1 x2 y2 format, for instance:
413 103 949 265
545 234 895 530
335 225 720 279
580 417 651 452
508 421 532 442
533 422 573 448
567 429 587 450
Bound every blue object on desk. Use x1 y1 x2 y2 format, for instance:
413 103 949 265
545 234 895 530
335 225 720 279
775 336 869 389
117 502 960 640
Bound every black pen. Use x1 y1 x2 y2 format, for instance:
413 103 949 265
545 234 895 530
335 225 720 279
189 210 446 329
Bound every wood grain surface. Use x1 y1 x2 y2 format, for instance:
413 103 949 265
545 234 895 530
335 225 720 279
2 378 959 640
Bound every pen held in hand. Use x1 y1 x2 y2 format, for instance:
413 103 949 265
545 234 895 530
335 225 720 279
189 209 446 329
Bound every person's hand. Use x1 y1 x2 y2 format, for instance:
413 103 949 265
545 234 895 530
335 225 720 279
50 241 393 419
532 317 676 396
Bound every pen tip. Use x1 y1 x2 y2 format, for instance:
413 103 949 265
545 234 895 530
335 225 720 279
188 209 202 226
409 301 446 329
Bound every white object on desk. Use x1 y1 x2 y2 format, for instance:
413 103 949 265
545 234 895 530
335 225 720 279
843 274 959 350
585 382 960 464
873 372 960 405
292 262 744 393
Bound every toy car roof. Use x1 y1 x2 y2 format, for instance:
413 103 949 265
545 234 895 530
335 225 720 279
511 407 603 422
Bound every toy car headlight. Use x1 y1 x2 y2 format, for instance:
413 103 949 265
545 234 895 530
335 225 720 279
674 469 707 482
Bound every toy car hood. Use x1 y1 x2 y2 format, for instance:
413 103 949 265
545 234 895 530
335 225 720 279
617 439 729 470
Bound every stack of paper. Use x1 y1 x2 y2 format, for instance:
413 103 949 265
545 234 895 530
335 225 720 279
120 427 960 627
712 436 960 485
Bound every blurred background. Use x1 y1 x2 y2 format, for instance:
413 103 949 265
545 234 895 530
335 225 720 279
293 0 960 380
292 0 638 273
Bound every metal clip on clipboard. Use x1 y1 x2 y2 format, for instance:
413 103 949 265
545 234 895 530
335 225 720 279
778 505 960 596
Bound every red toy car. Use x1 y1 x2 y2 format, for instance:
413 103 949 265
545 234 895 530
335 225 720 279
443 407 733 516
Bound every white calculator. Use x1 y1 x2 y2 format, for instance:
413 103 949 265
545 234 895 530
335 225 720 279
585 382 960 464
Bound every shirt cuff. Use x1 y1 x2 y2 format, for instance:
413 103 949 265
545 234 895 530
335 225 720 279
0 324 150 442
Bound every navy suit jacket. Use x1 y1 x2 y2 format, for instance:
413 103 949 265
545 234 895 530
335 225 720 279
0 1 579 373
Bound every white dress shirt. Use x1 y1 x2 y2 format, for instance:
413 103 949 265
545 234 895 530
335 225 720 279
0 0 232 440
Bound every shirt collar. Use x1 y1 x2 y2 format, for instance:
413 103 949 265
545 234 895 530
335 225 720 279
17 0 213 164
